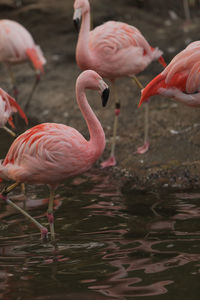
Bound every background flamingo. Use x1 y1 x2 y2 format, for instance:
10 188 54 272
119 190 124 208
139 41 200 108
0 19 46 109
73 0 166 168
0 70 109 242
0 88 28 136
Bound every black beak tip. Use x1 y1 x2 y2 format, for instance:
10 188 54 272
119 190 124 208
73 18 80 33
102 88 110 107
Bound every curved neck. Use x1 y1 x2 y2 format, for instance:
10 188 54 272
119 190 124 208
76 9 94 69
76 83 105 159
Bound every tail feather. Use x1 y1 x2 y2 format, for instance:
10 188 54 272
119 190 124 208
26 48 45 73
138 74 166 107
8 116 15 129
151 47 167 68
138 71 188 107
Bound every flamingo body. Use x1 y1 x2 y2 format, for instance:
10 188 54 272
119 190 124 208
139 41 200 107
73 0 166 167
0 88 28 129
0 19 46 72
0 70 109 188
74 1 165 80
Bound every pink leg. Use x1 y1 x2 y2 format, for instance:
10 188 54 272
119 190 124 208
47 188 56 242
101 81 118 168
0 192 48 241
101 105 119 168
136 102 150 154
24 71 41 111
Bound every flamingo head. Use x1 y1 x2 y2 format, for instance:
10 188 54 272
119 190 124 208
73 0 90 32
77 70 110 107
138 74 166 107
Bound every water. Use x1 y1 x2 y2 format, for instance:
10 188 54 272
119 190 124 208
0 169 200 300
0 132 200 300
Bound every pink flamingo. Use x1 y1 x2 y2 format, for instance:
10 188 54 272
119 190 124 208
139 41 200 108
0 88 28 137
73 0 166 168
0 19 46 109
0 70 109 242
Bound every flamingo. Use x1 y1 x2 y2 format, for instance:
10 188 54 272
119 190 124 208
0 70 109 242
0 19 46 109
138 41 200 108
73 0 166 168
0 88 28 137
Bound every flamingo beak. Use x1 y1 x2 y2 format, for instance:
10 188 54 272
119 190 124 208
99 79 109 107
73 8 82 32
102 88 110 107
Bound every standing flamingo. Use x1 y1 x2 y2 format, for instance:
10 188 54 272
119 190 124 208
0 88 28 136
0 19 46 109
73 0 166 168
138 41 200 108
0 70 109 242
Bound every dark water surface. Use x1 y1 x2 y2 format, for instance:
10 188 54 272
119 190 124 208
0 133 200 300
0 171 200 300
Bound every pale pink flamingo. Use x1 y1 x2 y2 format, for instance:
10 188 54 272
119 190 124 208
73 0 166 168
0 70 109 242
0 87 28 137
139 41 200 108
0 19 46 109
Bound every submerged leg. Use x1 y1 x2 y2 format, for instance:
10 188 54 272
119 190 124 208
24 70 41 111
47 188 56 242
132 75 150 154
1 182 48 240
101 81 118 168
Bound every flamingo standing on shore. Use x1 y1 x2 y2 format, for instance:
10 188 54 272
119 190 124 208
0 88 28 136
138 41 200 108
0 70 109 242
0 19 46 109
73 0 166 168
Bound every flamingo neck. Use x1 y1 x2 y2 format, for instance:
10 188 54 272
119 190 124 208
76 9 94 69
76 83 105 160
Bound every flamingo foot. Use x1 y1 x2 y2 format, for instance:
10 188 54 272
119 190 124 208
136 141 150 154
100 156 116 168
40 227 48 242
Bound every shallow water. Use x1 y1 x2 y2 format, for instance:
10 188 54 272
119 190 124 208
0 165 200 300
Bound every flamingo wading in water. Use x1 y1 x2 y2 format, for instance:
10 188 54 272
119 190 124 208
0 88 28 137
0 70 109 242
139 41 200 108
0 19 46 109
73 0 166 168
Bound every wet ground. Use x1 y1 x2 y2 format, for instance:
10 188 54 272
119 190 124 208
1 0 200 191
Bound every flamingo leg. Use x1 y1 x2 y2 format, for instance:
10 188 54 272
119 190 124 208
24 70 41 111
101 81 118 168
5 64 19 100
132 75 150 154
47 188 56 242
2 126 16 137
1 182 48 240
183 0 191 23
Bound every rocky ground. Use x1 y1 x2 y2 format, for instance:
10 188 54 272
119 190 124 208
1 0 200 191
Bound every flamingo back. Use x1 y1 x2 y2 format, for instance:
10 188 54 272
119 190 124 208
88 21 162 78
